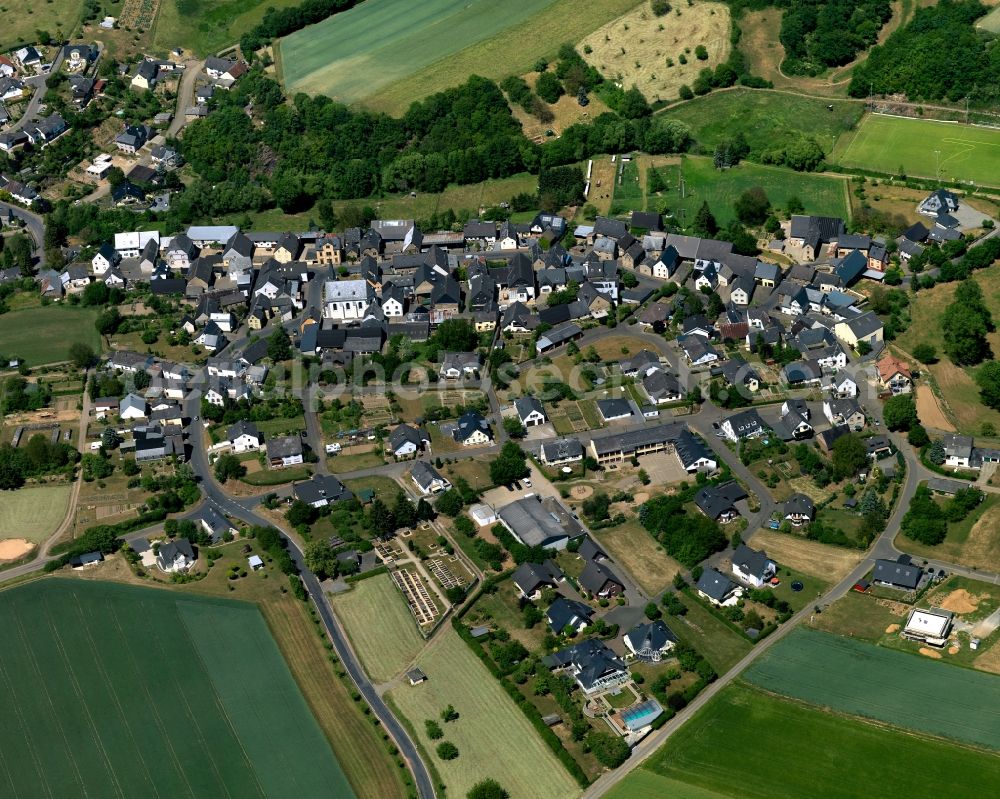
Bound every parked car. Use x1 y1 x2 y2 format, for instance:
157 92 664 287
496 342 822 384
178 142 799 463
768 520 780 530
524 478 532 488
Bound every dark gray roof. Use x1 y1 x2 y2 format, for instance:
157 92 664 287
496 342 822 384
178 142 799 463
782 493 815 518
696 568 736 603
694 480 747 519
577 536 606 562
539 437 584 463
453 411 491 442
411 460 446 491
543 638 627 691
266 435 302 460
873 558 922 590
511 561 563 596
624 620 677 658
597 398 633 420
732 544 773 581
227 420 258 441
292 474 352 506
578 560 624 595
514 395 545 421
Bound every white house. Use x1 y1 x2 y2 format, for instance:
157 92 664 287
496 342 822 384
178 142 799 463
323 279 372 320
119 393 148 420
157 539 195 573
730 544 776 589
114 230 159 259
514 396 547 427
91 244 120 275
266 436 304 468
720 409 766 442
411 460 451 494
387 424 428 459
228 420 261 453
696 568 742 607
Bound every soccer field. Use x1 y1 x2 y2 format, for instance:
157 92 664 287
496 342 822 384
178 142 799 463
832 113 1000 186
744 627 1000 750
0 579 352 799
280 0 557 100
630 683 1000 799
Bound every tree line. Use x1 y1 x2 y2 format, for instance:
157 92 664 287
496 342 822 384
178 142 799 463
779 0 892 76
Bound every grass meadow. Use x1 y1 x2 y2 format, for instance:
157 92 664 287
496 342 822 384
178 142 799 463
744 627 1000 750
0 0 84 52
153 0 301 56
832 113 1000 186
387 627 578 799
627 682 1000 799
293 0 642 113
658 89 864 154
644 156 850 226
329 573 425 683
280 0 558 100
0 484 72 543
0 579 352 799
0 305 100 366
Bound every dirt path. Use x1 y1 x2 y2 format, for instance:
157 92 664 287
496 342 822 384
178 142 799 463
915 384 956 432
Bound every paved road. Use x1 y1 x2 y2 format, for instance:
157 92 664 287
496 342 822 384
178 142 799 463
182 390 435 799
7 49 66 135
0 201 47 268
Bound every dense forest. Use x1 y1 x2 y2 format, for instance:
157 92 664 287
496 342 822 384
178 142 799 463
779 0 893 75
849 1 1000 104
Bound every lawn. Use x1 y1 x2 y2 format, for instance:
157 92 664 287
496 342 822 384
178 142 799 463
744 627 1000 750
750 529 864 582
330 573 425 683
0 1 83 52
0 306 100 366
0 578 353 799
343 474 403 502
897 493 1000 572
153 0 302 55
386 627 578 799
893 262 1000 434
280 0 558 100
0 484 72 544
241 465 313 486
644 156 849 227
671 591 752 674
328 449 386 473
592 519 682 595
658 88 864 155
634 682 1000 799
832 113 1000 187
334 0 643 114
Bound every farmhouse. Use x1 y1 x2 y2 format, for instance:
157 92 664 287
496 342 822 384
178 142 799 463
497 494 584 551
731 544 776 588
873 557 923 591
544 638 629 695
623 620 677 663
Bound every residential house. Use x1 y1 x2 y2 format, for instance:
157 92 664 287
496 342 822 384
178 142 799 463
918 189 959 218
131 60 159 90
91 243 120 275
876 354 912 395
787 215 845 261
324 279 373 320
119 393 147 420
157 538 195 573
410 460 451 495
720 409 766 442
694 481 747 522
642 370 683 405
514 396 547 427
623 621 677 663
266 436 304 468
539 437 584 466
197 507 237 544
754 261 781 287
942 434 974 469
596 398 633 423
873 556 922 591
782 493 815 526
512 561 564 600
680 337 720 367
292 474 353 508
731 544 777 588
440 351 480 380
387 424 429 459
453 411 493 446
834 312 883 351
696 568 741 607
227 420 261 453
545 597 594 635
621 350 661 379
578 560 625 599
544 638 629 695
115 124 149 154
498 494 585 550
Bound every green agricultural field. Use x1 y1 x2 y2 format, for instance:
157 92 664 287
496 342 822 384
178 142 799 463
153 0 301 56
832 113 1000 186
0 0 84 52
282 0 641 113
632 682 1000 799
0 306 100 366
0 484 72 544
744 627 1000 750
645 156 849 227
659 89 864 154
387 627 578 799
280 0 558 100
329 573 425 683
0 579 352 799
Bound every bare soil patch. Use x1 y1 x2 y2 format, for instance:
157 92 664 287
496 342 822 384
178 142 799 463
919 646 943 659
948 644 961 655
571 485 595 499
939 588 981 615
512 89 612 142
915 384 955 432
751 530 863 582
973 641 1000 674
885 623 900 634
0 539 34 562
581 1 731 104
633 492 650 504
